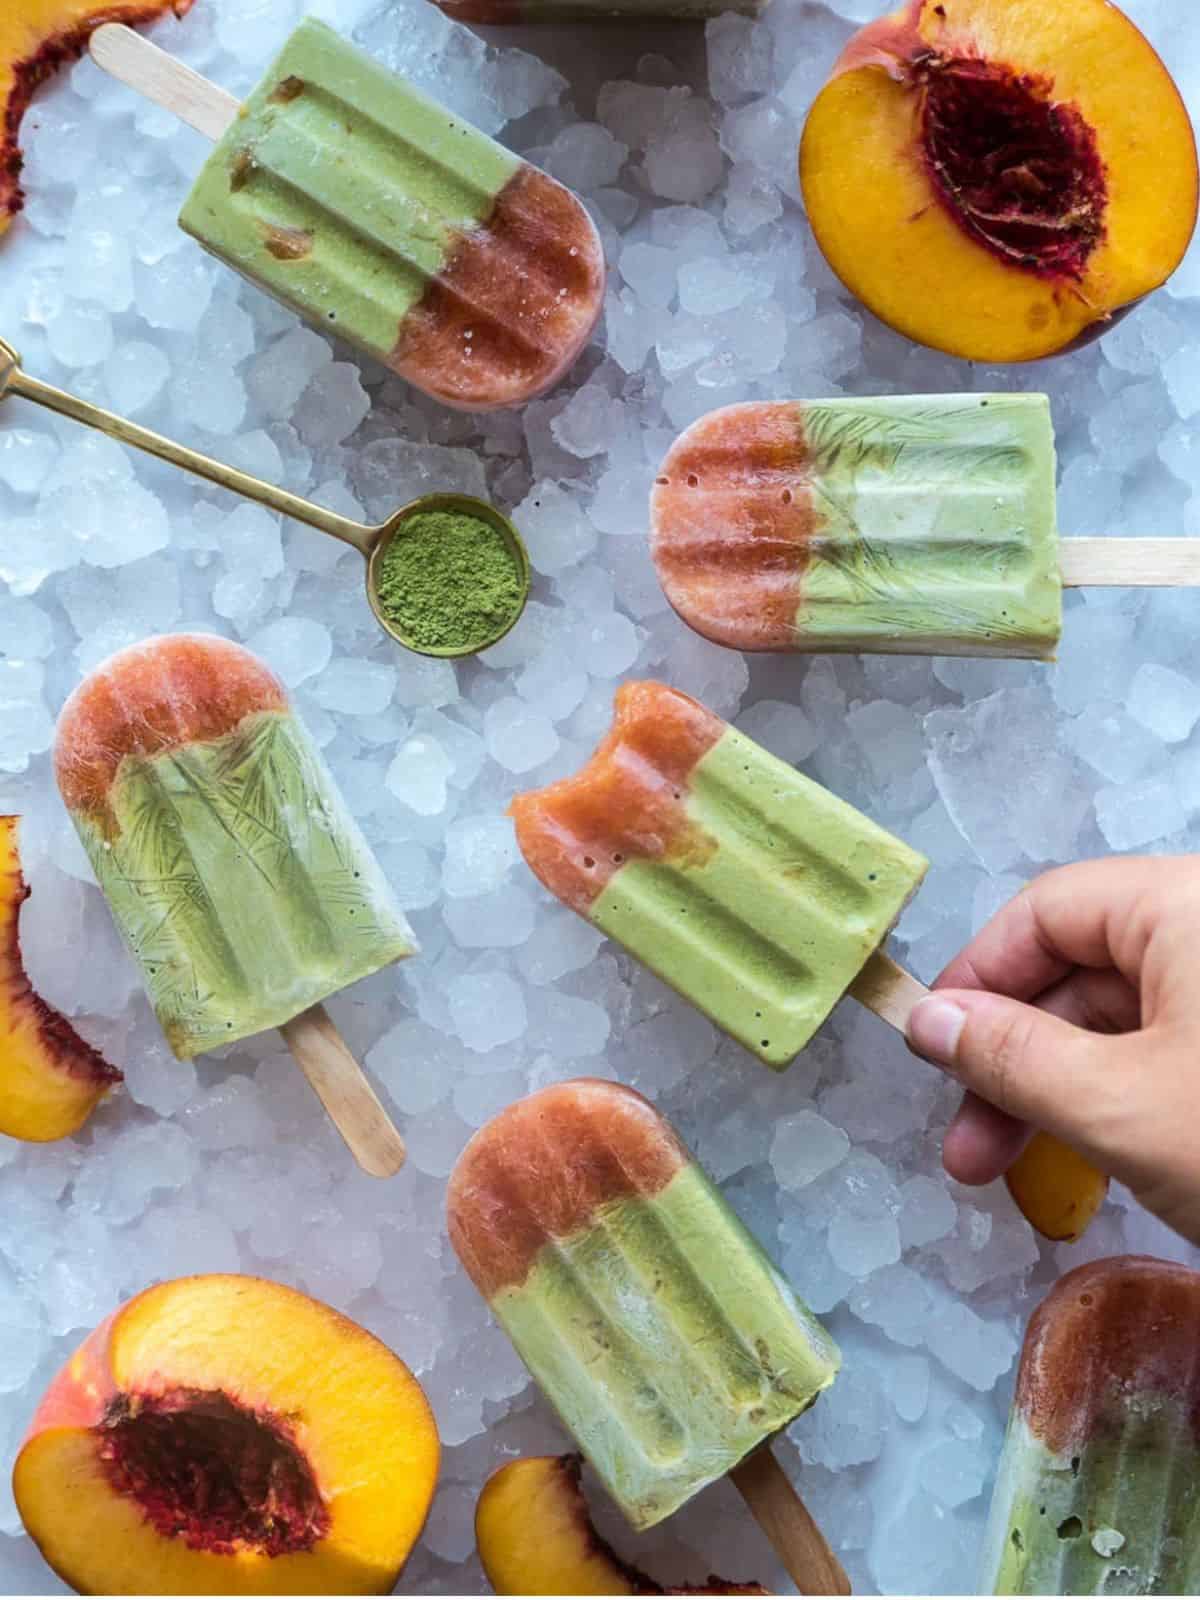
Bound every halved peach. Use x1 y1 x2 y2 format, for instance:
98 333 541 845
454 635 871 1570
0 815 121 1141
1 0 195 233
800 0 1198 362
1006 1131 1109 1243
476 1455 767 1597
14 1274 440 1595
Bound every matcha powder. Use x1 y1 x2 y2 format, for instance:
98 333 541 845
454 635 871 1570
375 507 525 653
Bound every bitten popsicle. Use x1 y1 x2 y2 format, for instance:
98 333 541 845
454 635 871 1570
55 635 415 1175
981 1256 1200 1596
90 20 605 412
652 395 1200 661
511 681 929 1068
448 1079 847 1592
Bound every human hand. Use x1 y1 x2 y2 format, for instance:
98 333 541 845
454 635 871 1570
905 856 1200 1247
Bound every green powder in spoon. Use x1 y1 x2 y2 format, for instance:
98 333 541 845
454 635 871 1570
375 507 525 654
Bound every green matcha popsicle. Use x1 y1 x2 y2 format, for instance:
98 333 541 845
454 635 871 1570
54 635 416 1060
447 1079 840 1531
652 394 1063 659
177 18 605 411
981 1256 1200 1596
511 681 928 1068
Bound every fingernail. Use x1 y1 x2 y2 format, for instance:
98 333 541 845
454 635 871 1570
908 996 967 1067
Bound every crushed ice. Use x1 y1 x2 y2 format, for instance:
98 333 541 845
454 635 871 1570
0 0 1199 1591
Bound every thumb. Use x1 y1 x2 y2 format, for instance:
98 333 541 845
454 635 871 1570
907 988 1126 1144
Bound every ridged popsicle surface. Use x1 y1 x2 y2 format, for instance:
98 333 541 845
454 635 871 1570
55 636 416 1059
511 681 927 1066
448 1080 839 1529
652 394 1061 659
180 19 605 410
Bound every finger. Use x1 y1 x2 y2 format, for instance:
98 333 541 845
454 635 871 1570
908 988 1133 1145
943 1091 1031 1185
1032 967 1141 1035
938 968 1140 1184
932 856 1184 1000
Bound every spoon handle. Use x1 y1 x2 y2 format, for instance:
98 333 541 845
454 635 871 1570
0 340 376 555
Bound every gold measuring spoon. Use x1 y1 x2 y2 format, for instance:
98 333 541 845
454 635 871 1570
0 339 531 658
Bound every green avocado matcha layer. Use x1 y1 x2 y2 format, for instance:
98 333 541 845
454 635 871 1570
493 1160 840 1530
179 17 519 366
983 1412 1200 1595
797 393 1062 659
71 710 415 1059
589 726 928 1067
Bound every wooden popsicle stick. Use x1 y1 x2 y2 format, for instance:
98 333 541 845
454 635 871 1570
280 1004 406 1179
1059 537 1200 588
848 947 929 1033
731 1446 851 1596
90 23 239 139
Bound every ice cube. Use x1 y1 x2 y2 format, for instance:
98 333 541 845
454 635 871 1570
444 884 536 949
311 658 397 716
443 815 519 899
448 972 527 1052
104 340 170 415
1127 662 1199 743
514 481 597 575
387 736 455 816
484 697 559 774
1095 776 1188 850
771 1112 850 1190
247 617 332 687
542 124 627 192
706 14 774 106
890 1354 931 1423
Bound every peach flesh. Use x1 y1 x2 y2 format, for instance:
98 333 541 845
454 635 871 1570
16 1274 440 1596
98 1387 330 1558
475 1454 770 1596
801 0 1198 364
917 54 1107 281
0 815 121 1142
19 986 120 1090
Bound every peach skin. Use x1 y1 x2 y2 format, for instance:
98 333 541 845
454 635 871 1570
14 1274 440 1595
801 0 1198 363
0 815 120 1141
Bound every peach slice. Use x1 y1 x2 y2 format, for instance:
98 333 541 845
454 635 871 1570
14 1274 440 1595
0 814 120 1141
1 0 195 234
800 0 1198 362
476 1455 767 1597
1006 1131 1109 1243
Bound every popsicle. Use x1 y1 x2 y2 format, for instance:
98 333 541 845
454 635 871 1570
981 1255 1200 1596
54 634 415 1175
90 21 605 412
651 395 1200 661
448 1078 847 1592
511 681 929 1068
430 0 764 19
